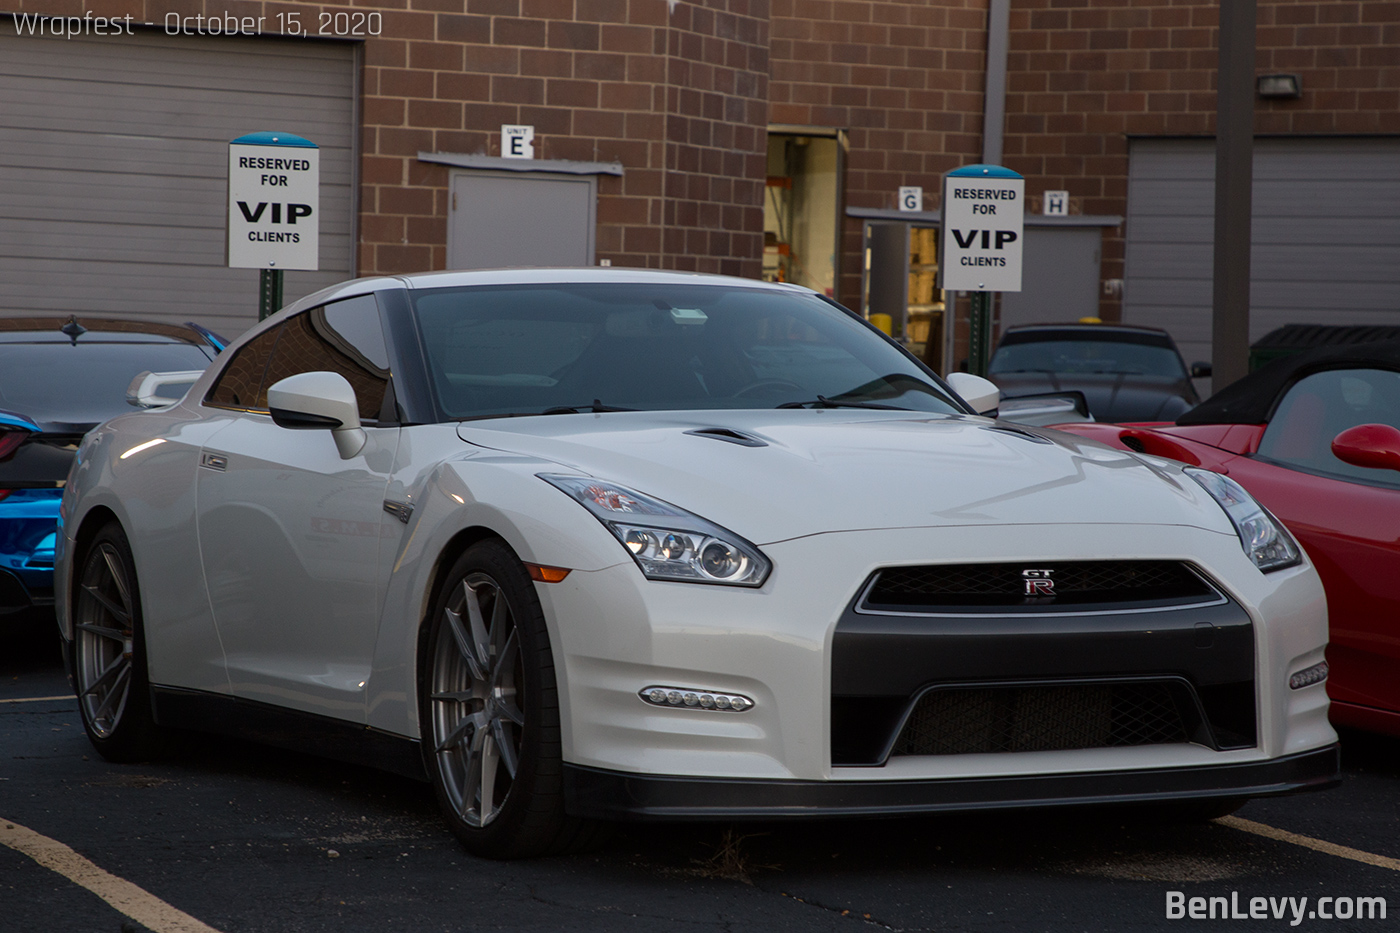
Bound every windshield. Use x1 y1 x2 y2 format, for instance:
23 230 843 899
411 283 964 420
989 339 1187 378
0 342 212 424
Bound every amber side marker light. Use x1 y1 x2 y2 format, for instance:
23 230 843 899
525 563 571 583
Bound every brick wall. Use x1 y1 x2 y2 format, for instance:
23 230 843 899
768 0 989 304
362 0 770 276
655 0 770 276
1004 0 1400 320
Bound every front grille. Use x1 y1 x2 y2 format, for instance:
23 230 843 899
891 681 1190 757
864 560 1217 612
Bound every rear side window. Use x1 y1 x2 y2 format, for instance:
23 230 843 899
205 295 391 419
205 325 282 410
260 295 391 422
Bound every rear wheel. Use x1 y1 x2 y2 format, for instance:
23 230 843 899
420 540 597 858
73 523 163 762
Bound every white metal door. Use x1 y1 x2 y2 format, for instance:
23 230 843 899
448 170 596 270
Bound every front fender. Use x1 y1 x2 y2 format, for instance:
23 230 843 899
366 438 630 737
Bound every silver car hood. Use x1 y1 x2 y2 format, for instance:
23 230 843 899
456 410 1229 544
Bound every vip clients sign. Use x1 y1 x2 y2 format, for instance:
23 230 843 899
939 164 1024 292
227 132 319 271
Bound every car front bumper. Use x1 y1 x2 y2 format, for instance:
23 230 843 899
536 522 1336 788
564 744 1341 820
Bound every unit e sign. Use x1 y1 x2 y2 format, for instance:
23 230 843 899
939 166 1023 292
228 132 319 271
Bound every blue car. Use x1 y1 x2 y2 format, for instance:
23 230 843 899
0 317 223 621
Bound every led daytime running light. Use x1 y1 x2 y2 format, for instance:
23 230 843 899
1289 661 1328 690
639 685 754 712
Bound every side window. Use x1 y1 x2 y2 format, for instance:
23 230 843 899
205 324 284 410
1256 367 1400 488
260 294 392 422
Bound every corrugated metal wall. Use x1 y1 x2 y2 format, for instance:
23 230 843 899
0 30 355 339
1123 137 1400 369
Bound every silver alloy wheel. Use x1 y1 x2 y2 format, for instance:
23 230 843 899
75 542 136 738
431 572 525 828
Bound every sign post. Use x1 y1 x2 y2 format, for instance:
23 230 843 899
227 132 320 320
939 164 1024 376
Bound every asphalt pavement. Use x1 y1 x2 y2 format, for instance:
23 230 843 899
4 617 1398 933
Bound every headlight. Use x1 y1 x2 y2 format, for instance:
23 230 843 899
1185 468 1301 572
540 474 772 586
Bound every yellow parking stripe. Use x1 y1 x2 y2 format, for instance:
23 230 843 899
1 819 225 933
0 695 73 704
1219 816 1400 872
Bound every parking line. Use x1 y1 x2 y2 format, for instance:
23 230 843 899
1 818 225 933
0 695 73 704
1219 815 1400 872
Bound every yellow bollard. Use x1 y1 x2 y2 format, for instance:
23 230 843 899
870 313 893 336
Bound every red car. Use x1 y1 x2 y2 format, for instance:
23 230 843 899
1054 340 1400 737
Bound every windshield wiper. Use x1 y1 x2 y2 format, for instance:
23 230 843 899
776 396 909 411
540 399 637 415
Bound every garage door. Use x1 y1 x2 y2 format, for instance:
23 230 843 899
0 30 355 339
1123 137 1400 368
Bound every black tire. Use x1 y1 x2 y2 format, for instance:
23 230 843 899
419 539 598 859
72 522 164 762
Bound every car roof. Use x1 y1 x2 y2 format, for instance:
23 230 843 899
0 317 207 345
1177 338 1400 426
281 268 815 316
395 268 808 291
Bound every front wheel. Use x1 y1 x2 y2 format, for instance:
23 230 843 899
420 539 597 858
72 523 163 762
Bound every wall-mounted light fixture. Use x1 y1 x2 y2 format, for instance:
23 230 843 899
1257 74 1302 99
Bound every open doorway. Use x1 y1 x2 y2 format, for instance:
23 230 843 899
763 130 843 298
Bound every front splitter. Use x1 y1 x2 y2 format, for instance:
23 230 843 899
564 744 1340 820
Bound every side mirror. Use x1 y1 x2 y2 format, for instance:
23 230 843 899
1190 361 1213 379
946 372 1001 415
267 371 366 459
1331 423 1400 473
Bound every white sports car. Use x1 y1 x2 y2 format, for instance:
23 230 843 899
57 269 1338 858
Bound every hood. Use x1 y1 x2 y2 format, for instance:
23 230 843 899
993 373 1196 423
456 410 1229 544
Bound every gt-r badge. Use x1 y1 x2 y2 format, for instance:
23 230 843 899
1023 568 1055 597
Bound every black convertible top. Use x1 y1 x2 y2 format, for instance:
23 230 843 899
1178 338 1400 425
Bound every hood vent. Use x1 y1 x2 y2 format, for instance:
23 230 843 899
684 427 767 448
982 425 1053 445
